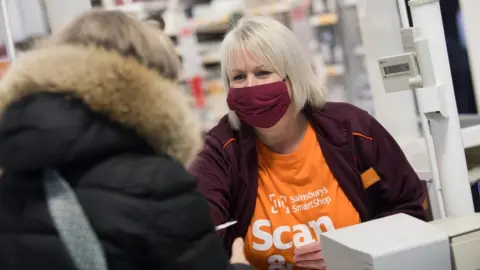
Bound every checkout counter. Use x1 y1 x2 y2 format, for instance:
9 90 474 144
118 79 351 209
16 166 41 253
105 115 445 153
320 213 480 269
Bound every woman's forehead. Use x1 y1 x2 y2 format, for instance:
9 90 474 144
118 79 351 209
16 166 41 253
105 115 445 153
227 49 270 72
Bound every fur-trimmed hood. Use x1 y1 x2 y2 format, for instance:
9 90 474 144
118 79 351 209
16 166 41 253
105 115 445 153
0 45 202 166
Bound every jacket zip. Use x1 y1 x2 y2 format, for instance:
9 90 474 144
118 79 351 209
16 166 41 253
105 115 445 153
344 121 373 220
227 141 255 248
345 122 361 175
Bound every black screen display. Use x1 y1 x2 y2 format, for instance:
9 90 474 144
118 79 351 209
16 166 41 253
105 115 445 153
384 63 410 75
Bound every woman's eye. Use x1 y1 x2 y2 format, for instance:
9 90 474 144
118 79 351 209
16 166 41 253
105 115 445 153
256 71 271 77
232 74 244 81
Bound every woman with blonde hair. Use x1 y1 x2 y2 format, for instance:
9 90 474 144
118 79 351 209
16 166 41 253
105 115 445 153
189 16 427 269
0 9 250 270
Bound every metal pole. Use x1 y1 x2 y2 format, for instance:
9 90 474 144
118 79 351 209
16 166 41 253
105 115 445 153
409 0 475 217
0 0 16 62
396 0 410 27
396 0 446 219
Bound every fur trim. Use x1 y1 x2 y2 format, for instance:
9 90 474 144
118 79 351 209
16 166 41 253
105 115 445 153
0 45 202 166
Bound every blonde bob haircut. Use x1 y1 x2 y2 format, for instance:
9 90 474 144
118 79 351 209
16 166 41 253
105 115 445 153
220 16 326 130
41 9 180 81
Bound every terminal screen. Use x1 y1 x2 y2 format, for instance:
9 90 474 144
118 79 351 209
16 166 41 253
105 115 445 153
384 63 410 75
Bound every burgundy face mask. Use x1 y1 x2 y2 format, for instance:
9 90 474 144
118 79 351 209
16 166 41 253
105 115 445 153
227 80 291 128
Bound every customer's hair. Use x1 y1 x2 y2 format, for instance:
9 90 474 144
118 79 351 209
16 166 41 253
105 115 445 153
44 9 180 80
220 16 326 129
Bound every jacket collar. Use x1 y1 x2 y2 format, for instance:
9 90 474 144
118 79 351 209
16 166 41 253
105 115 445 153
304 105 350 148
0 44 203 166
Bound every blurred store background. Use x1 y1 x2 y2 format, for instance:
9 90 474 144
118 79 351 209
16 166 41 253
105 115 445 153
0 0 476 129
0 0 475 130
0 0 374 132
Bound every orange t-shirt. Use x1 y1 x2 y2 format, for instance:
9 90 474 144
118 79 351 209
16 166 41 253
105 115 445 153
244 123 361 270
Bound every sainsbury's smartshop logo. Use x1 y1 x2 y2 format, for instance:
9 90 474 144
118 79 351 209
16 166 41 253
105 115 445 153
269 187 332 214
269 194 290 214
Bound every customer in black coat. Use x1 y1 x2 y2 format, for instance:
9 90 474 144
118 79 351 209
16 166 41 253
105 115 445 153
0 10 250 270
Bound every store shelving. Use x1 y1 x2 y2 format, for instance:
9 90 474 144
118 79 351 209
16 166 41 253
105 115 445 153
326 63 345 76
244 2 290 15
309 13 338 26
336 0 373 113
194 15 232 33
104 1 166 19
202 53 221 66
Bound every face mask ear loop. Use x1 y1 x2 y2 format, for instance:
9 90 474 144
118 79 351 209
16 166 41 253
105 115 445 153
282 76 294 109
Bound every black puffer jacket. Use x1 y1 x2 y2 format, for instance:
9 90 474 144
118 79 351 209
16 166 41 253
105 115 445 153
0 45 249 270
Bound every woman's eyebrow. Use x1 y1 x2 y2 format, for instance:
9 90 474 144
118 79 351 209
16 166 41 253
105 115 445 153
230 69 244 74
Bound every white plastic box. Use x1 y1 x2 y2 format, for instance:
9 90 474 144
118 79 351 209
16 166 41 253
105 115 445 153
320 214 451 270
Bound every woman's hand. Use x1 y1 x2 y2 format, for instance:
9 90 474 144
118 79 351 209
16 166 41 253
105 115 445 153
230 238 250 265
293 241 326 269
